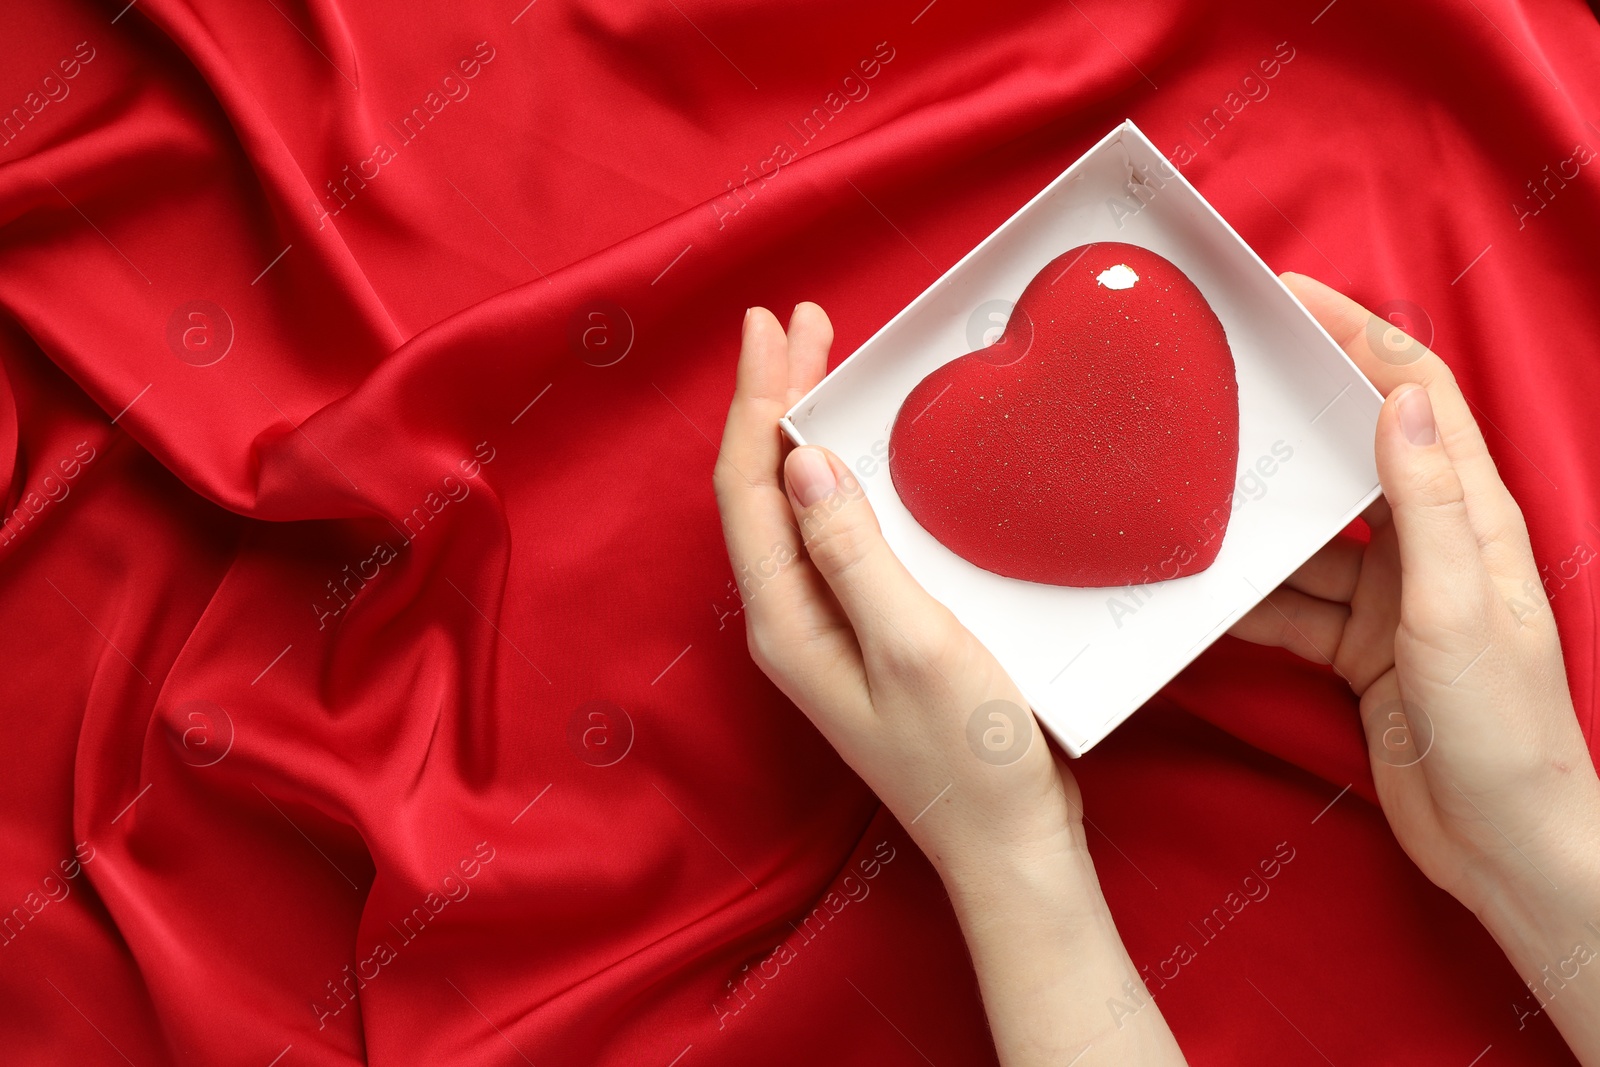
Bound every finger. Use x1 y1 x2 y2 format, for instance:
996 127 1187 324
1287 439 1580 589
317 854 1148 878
1356 670 1439 792
1282 273 1537 582
1281 534 1366 604
717 307 787 485
714 308 805 613
785 302 832 404
1337 517 1402 694
783 445 943 653
1362 494 1392 530
1228 586 1349 666
1375 383 1494 645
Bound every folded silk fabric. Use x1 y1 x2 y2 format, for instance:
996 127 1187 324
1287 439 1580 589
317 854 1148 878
1 0 1597 1063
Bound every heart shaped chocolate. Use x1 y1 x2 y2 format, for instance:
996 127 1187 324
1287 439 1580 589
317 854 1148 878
888 242 1238 588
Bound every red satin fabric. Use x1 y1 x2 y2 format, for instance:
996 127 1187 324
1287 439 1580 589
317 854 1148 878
2 1 1597 1064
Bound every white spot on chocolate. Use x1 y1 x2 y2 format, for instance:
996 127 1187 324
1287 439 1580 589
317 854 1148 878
1096 264 1139 290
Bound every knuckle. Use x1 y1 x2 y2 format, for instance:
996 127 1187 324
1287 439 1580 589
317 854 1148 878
1481 518 1536 573
1403 462 1467 511
1273 596 1304 648
1503 494 1530 533
872 615 958 680
802 502 876 577
1399 583 1494 650
1497 497 1537 554
868 634 925 680
870 604 967 678
920 613 969 667
713 453 779 498
745 624 783 678
1422 361 1460 393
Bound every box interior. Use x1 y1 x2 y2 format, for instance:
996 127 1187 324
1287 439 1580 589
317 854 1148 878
782 121 1382 755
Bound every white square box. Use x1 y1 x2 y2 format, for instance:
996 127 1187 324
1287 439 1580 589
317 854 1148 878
781 120 1382 756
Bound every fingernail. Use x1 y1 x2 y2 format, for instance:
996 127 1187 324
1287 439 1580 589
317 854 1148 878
788 447 837 507
1397 385 1437 446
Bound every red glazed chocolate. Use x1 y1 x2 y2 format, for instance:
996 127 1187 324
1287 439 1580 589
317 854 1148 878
888 242 1239 587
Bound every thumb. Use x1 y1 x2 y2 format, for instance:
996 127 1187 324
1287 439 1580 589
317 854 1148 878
1375 384 1490 639
783 445 937 646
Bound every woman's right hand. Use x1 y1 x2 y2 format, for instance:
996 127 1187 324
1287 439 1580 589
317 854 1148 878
1232 273 1600 1059
714 304 1187 1066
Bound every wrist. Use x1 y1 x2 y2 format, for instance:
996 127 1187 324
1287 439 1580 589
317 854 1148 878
932 826 1187 1063
936 829 1112 931
1469 782 1600 963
